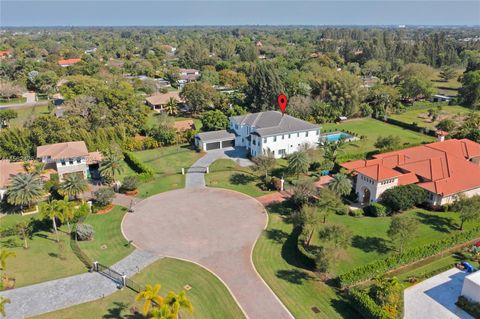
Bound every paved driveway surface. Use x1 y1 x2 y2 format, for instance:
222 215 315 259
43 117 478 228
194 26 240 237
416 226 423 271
122 187 292 319
404 268 473 319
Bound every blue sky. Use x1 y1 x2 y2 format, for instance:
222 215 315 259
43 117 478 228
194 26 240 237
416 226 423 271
1 1 479 27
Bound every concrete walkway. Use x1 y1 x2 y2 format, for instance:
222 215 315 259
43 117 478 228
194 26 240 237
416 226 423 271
123 187 293 319
185 147 253 188
0 250 159 319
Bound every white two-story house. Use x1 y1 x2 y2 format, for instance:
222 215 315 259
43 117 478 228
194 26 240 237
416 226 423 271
37 141 102 181
195 111 320 158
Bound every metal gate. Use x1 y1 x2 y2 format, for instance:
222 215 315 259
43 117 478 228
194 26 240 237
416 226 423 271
95 262 124 286
188 166 207 173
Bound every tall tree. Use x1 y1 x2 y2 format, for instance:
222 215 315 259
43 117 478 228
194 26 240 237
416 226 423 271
439 66 458 82
57 197 77 233
39 200 62 242
452 195 480 230
318 224 352 250
100 151 124 184
292 205 322 247
328 173 352 197
180 82 218 114
6 173 44 210
16 220 33 249
316 188 348 223
164 290 193 318
164 97 179 116
459 70 480 109
246 62 284 112
387 215 419 253
287 150 310 179
136 284 165 316
252 149 276 180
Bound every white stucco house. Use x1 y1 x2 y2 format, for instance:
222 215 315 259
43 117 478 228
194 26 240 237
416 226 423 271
341 138 480 206
37 141 102 181
461 271 480 304
195 111 320 158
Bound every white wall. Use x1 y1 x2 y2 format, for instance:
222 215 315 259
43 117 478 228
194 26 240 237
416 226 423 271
355 173 398 203
260 129 320 158
429 186 480 206
55 157 88 180
461 272 480 303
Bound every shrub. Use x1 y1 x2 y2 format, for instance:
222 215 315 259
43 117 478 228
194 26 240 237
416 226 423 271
75 223 95 241
456 296 480 319
271 177 282 191
348 289 391 319
94 187 115 207
122 175 139 191
380 184 427 213
364 203 387 217
338 226 480 287
349 209 364 217
123 151 154 177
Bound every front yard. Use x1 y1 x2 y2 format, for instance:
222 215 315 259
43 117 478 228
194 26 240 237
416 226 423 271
33 258 246 319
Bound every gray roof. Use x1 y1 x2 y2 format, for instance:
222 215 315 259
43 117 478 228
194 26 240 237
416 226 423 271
231 111 319 137
195 130 235 142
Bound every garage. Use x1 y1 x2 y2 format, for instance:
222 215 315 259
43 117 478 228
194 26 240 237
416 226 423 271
206 141 221 150
195 130 236 152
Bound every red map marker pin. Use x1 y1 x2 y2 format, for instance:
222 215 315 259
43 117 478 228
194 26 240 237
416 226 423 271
277 94 288 114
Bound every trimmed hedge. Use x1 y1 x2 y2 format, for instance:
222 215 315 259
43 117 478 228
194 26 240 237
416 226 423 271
364 203 387 217
348 289 392 319
123 151 154 177
338 226 480 288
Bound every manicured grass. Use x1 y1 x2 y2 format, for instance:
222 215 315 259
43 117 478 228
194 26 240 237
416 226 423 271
146 111 202 130
33 258 246 319
321 118 435 161
205 159 274 198
252 202 358 318
118 160 137 180
137 174 185 198
432 70 462 96
134 145 203 175
390 104 475 129
0 214 86 288
0 97 26 105
311 209 480 275
9 104 51 128
78 206 134 266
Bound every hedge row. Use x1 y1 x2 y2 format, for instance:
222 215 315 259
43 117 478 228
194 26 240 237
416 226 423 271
338 226 480 287
348 289 392 319
123 151 154 178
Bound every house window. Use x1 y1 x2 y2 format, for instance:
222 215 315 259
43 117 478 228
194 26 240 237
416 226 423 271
297 133 300 137
316 130 320 135
288 134 291 138
61 160 66 166
272 150 275 155
274 136 277 142
282 135 284 140
264 138 267 143
306 131 309 137
279 149 286 156
76 158 81 163
69 160 74 165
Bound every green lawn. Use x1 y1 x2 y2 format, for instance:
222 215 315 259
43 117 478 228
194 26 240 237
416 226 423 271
0 97 27 105
252 202 358 319
146 111 202 130
321 118 435 161
205 159 274 198
0 214 86 288
9 104 51 128
137 174 185 198
33 258 246 319
390 104 475 129
432 70 462 96
78 206 134 266
134 145 203 175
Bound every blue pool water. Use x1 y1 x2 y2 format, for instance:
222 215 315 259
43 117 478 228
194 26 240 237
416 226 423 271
324 132 353 142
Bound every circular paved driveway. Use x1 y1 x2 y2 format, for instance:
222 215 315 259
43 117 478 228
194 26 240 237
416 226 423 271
122 187 292 319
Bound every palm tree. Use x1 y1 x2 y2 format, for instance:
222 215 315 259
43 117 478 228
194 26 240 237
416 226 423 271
320 139 344 165
58 197 76 233
287 150 310 180
0 296 10 318
0 249 16 271
59 174 88 199
165 290 193 318
135 284 164 316
100 152 124 184
6 173 44 210
164 97 179 116
149 305 176 319
39 200 61 242
329 173 353 197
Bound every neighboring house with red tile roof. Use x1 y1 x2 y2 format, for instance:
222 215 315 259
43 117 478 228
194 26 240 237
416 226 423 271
0 160 27 199
341 139 480 206
173 119 195 131
0 50 12 59
58 58 82 67
37 141 102 181
145 92 184 112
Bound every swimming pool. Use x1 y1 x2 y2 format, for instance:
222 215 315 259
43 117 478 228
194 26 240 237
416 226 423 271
322 131 354 142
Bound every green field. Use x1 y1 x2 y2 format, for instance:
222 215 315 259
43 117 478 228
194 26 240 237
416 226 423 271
321 118 435 161
432 69 462 96
78 206 134 266
0 213 86 288
33 258 246 319
390 104 475 129
8 104 51 128
0 97 27 105
205 159 274 198
134 145 203 175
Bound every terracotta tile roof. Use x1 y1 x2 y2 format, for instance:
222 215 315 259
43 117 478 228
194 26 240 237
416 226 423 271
37 141 89 160
58 58 81 66
86 151 103 165
342 139 480 196
146 92 183 106
0 160 26 188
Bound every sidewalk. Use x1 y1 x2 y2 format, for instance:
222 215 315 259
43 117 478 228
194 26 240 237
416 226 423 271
0 250 159 319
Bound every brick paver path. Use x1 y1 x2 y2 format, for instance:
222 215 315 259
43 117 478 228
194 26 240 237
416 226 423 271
123 187 293 319
0 250 159 319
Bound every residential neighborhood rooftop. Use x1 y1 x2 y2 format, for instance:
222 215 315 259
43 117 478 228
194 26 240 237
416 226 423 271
146 92 183 106
37 141 89 160
0 160 26 188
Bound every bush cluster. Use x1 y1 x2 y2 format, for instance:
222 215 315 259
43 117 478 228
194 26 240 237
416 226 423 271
348 289 392 319
363 202 387 217
123 151 154 177
75 223 95 241
122 175 139 191
380 184 427 212
338 226 480 287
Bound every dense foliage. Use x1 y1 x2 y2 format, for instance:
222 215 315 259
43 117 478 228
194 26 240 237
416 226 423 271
380 185 427 212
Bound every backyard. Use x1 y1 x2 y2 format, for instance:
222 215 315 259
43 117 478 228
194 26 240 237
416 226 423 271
8 104 51 128
32 258 246 319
